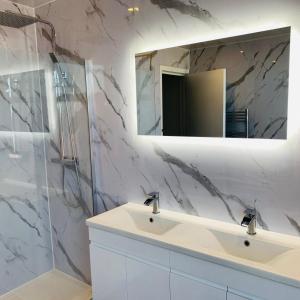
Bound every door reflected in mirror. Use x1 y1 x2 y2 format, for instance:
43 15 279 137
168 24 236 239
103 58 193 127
135 27 290 139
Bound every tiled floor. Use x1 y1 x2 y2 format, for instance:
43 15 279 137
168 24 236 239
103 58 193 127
0 270 92 300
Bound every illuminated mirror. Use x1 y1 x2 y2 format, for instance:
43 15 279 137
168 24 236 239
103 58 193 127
135 27 290 139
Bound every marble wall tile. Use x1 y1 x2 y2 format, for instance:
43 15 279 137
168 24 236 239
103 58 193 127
37 0 300 235
35 45 93 282
0 135 53 295
0 0 53 294
34 0 300 285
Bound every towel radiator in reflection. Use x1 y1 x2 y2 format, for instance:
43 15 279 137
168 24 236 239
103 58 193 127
226 109 249 138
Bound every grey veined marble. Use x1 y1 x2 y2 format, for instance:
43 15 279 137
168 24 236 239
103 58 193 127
36 0 300 242
0 0 53 295
0 0 93 294
0 70 49 133
1 0 300 296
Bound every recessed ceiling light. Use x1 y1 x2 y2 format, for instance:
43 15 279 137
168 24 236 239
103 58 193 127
240 50 244 54
128 7 139 13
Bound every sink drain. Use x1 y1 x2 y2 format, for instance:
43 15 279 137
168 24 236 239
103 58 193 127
149 217 154 223
244 240 250 247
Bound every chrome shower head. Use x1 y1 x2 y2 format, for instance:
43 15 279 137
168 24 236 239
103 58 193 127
0 10 57 53
0 10 38 28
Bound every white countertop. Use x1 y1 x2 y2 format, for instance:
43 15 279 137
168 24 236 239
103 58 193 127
87 202 300 289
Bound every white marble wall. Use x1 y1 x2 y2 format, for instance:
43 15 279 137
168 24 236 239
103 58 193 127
34 0 300 283
0 0 53 295
35 23 93 282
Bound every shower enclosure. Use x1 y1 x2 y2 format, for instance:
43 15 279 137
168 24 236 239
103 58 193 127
0 1 93 298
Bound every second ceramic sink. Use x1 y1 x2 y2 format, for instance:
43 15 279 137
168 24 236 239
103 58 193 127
210 229 292 263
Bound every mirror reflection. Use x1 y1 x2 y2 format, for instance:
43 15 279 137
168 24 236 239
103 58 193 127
0 70 48 133
135 27 290 139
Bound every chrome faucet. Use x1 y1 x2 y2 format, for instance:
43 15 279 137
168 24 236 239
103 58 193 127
241 208 257 235
144 192 160 214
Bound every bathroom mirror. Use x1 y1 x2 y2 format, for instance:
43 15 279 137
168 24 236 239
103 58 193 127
0 69 49 132
135 27 290 139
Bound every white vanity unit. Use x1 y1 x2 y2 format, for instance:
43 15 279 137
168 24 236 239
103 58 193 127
86 203 300 300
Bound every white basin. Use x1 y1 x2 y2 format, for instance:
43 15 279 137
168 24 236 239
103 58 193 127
86 203 180 236
169 223 293 264
126 209 180 235
210 229 292 263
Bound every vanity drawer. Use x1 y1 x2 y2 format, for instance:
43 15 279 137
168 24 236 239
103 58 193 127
90 244 127 300
89 227 170 267
127 257 170 300
170 272 226 300
170 251 300 300
170 251 234 288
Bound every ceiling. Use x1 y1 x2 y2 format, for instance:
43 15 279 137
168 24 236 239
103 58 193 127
11 0 56 8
